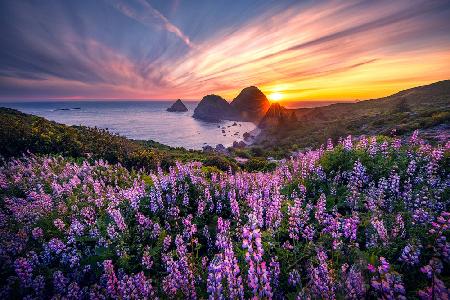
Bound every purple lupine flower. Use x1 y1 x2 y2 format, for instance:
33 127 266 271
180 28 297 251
371 217 389 246
326 138 334 151
368 137 378 156
315 193 327 225
288 269 301 287
53 270 68 294
342 264 366 299
54 218 66 231
399 243 422 266
47 238 66 254
342 212 360 244
66 282 81 299
343 135 353 151
242 214 272 299
347 160 368 209
14 257 34 287
102 260 119 298
107 208 127 231
417 276 450 300
31 227 43 239
436 236 450 262
207 258 224 300
215 219 244 299
162 235 197 299
308 249 335 299
323 213 343 250
269 258 280 293
392 213 405 238
163 235 171 252
142 248 153 270
370 257 406 299
117 272 157 299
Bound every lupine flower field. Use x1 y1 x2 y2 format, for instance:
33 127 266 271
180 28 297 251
0 132 449 299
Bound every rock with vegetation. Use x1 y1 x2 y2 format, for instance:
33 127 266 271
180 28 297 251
167 99 188 112
193 94 240 122
256 80 450 153
258 102 294 128
231 86 271 122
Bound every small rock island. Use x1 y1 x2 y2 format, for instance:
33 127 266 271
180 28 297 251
167 99 188 112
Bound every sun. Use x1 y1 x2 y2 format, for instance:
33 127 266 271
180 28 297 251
269 92 283 102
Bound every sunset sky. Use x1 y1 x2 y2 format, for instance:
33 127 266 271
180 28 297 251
1 0 450 102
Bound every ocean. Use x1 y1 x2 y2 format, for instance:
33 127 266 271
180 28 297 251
0 101 257 150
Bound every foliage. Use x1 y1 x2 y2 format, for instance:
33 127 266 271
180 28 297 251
0 108 238 172
257 80 450 155
242 157 277 172
0 132 449 299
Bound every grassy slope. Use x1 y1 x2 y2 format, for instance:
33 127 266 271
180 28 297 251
0 108 238 171
257 80 450 153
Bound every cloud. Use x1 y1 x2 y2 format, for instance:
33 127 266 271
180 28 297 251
1 0 450 100
105 0 193 48
162 0 450 100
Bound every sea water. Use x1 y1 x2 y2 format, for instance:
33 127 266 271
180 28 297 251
0 101 257 150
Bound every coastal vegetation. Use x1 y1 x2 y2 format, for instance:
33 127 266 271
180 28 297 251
0 108 238 172
1 0 450 298
0 81 449 298
0 132 448 298
257 80 450 155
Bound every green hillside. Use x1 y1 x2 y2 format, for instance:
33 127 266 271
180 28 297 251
0 108 238 171
257 80 450 152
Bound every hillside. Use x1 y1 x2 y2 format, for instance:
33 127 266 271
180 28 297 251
0 133 448 298
0 108 239 171
256 80 450 152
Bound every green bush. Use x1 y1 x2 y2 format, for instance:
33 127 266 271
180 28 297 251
243 157 277 172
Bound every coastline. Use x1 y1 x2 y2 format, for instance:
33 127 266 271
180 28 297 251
243 127 261 146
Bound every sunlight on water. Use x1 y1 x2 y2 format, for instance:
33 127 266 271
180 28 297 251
1 101 256 150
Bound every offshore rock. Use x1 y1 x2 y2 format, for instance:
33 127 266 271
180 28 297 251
193 95 240 122
167 99 188 112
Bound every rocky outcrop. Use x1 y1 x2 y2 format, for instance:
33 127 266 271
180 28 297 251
193 95 240 122
231 86 270 122
167 99 188 112
233 141 247 148
258 103 296 128
193 86 271 123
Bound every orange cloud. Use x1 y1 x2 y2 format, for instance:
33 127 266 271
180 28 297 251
2 1 450 101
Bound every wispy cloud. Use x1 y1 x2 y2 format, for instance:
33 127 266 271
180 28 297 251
164 0 450 100
1 0 449 100
106 0 193 48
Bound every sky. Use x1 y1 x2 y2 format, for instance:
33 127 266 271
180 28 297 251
1 0 450 102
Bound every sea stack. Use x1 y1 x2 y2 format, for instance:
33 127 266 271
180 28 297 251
231 86 270 122
193 95 240 122
167 99 188 112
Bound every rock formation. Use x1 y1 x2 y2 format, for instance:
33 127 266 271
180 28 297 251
167 99 188 112
258 103 295 128
193 86 271 123
193 95 240 122
230 86 270 122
